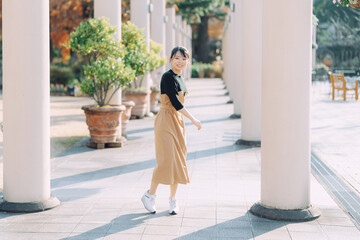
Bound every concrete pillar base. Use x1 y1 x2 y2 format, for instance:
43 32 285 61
0 195 60 213
236 139 261 147
250 202 321 222
229 114 241 119
145 112 154 117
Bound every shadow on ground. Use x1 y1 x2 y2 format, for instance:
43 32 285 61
51 144 251 189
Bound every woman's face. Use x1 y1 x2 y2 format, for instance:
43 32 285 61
170 51 188 72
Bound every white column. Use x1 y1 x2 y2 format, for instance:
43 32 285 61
150 0 166 85
95 0 122 106
229 2 241 116
236 0 261 144
251 0 320 221
166 6 176 69
224 12 236 110
175 15 182 46
312 24 317 70
222 22 229 93
131 0 152 116
1 0 59 212
182 20 187 47
187 24 192 80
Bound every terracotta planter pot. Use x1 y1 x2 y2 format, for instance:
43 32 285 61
324 59 332 67
123 91 149 118
150 90 160 113
121 101 135 136
198 72 205 78
209 72 216 78
350 0 360 8
82 105 125 143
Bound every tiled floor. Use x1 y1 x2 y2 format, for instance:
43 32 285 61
0 78 359 239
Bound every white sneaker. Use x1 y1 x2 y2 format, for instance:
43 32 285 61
141 190 156 214
169 198 179 215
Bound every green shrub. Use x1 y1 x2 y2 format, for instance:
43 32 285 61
149 40 167 71
192 62 214 78
50 65 74 85
121 21 149 88
204 64 214 77
65 17 135 106
191 67 199 78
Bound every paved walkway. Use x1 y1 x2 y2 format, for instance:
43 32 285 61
0 79 359 239
0 95 93 189
311 81 360 194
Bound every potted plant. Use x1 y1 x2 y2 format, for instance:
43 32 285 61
121 100 135 137
194 62 206 78
65 17 135 148
121 22 151 118
204 63 215 78
323 54 333 67
149 40 167 113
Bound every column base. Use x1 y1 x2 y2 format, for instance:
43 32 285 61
250 201 321 222
0 195 60 213
230 114 241 119
145 112 154 117
236 139 261 147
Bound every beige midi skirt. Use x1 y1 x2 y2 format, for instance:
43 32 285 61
151 92 189 185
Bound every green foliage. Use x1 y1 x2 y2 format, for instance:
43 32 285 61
191 67 199 78
50 65 74 85
192 62 213 77
121 21 149 79
333 0 358 7
121 22 166 90
148 40 167 71
65 18 123 62
172 0 226 23
66 17 135 106
314 0 360 46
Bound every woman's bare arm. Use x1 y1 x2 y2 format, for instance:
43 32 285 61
179 107 202 130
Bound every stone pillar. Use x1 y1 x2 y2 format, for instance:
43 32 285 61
150 0 166 85
0 0 60 212
312 24 317 70
182 20 187 48
229 2 241 117
94 0 126 141
182 22 189 80
186 23 192 81
175 15 182 46
223 10 237 114
131 0 153 116
95 0 122 106
235 0 261 146
166 6 176 69
250 0 320 221
222 21 229 95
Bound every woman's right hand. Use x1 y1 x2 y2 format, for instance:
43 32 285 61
193 119 202 130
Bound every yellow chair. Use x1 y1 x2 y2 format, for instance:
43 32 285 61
329 73 358 101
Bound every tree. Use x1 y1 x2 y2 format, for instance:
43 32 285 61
50 0 93 63
314 0 360 46
66 18 135 106
313 0 360 68
168 0 226 63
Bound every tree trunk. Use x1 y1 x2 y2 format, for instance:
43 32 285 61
50 38 54 63
196 15 210 63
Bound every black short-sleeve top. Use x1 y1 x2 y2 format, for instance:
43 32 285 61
160 69 188 111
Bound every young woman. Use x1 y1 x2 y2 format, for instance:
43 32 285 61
141 46 202 215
